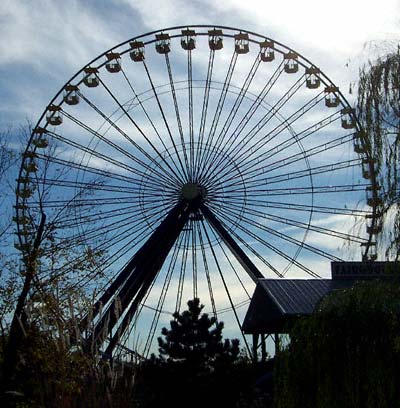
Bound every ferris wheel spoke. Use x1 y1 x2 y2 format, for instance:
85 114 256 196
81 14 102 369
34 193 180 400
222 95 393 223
142 232 185 358
34 152 162 191
32 176 173 196
216 202 366 252
44 128 172 188
175 227 191 313
119 66 184 180
37 198 174 229
230 198 370 217
199 218 252 355
141 60 189 181
207 222 252 300
220 110 341 186
217 223 284 278
59 219 157 291
196 219 218 320
56 201 169 248
198 53 262 181
187 50 195 182
94 226 156 273
43 218 150 292
34 195 163 208
211 95 329 187
77 89 180 188
200 60 286 182
53 202 162 230
246 206 367 245
194 49 215 178
61 103 176 188
196 51 238 181
212 109 341 189
164 53 191 179
216 202 363 254
211 207 321 278
219 183 370 199
220 158 362 194
95 73 187 184
208 78 308 183
216 132 355 189
191 220 198 299
203 71 306 182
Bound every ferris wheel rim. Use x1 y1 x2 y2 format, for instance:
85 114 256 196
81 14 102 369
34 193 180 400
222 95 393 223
15 25 382 357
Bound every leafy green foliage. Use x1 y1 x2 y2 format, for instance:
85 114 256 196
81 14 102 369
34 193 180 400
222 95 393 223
357 50 400 259
275 281 400 408
0 323 136 407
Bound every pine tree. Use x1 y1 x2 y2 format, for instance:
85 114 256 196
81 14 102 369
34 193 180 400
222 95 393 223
157 298 240 370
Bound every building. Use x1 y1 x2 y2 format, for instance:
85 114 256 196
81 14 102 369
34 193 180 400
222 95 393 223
242 262 398 361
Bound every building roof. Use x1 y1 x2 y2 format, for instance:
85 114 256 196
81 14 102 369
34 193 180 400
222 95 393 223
242 278 353 334
242 262 399 334
258 279 331 315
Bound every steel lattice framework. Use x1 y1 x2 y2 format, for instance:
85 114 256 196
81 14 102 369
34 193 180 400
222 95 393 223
15 25 382 358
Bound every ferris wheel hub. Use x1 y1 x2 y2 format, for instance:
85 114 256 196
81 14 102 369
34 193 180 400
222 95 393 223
181 182 206 201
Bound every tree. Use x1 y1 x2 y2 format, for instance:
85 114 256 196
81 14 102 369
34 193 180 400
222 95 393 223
357 48 400 260
0 126 111 406
133 299 270 408
157 297 240 369
274 281 400 408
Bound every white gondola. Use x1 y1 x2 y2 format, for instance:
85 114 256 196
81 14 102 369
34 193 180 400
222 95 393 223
260 40 274 62
362 242 377 261
208 29 223 50
13 215 30 224
23 161 38 173
353 131 367 154
130 41 145 61
63 84 79 105
234 32 249 54
83 67 99 87
16 186 34 198
46 105 62 126
155 33 171 54
181 29 196 50
105 52 121 73
305 67 320 89
341 107 355 129
366 184 383 207
284 51 298 73
324 86 340 107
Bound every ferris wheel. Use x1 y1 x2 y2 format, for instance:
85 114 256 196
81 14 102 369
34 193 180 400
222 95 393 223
15 25 381 357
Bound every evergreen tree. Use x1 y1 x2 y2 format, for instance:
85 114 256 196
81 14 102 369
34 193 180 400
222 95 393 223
134 299 259 408
157 298 240 369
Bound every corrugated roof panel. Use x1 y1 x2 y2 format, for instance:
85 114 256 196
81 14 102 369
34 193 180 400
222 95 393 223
259 279 332 315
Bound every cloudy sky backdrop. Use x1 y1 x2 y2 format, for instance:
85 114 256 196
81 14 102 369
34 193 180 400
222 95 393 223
1 0 399 130
2 0 399 353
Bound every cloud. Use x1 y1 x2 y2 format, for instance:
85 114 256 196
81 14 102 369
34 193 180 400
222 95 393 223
1 0 399 129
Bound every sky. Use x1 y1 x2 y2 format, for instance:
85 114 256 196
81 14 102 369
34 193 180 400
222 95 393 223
1 0 399 355
0 0 399 130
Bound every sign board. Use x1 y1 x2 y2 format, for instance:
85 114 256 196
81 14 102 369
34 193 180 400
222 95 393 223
331 261 398 280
